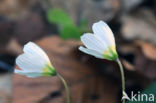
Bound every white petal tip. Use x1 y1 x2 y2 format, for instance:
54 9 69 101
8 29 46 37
78 46 86 52
80 33 93 39
25 41 34 45
92 20 107 28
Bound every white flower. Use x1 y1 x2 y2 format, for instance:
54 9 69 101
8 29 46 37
15 42 56 78
79 21 118 60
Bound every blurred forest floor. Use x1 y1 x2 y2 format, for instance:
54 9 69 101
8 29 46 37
0 0 156 103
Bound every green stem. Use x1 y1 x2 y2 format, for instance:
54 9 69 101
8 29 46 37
57 74 70 103
116 58 125 103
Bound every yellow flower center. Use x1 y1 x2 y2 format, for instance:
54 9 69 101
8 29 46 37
43 62 52 72
103 45 118 60
43 67 50 72
42 62 56 76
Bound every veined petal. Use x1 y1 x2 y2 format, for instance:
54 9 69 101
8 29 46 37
16 53 46 72
16 53 56 77
23 42 50 62
15 69 43 78
92 21 115 46
81 33 107 53
79 46 104 59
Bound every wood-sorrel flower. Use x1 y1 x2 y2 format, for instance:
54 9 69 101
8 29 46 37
79 21 126 103
15 42 56 78
79 21 118 60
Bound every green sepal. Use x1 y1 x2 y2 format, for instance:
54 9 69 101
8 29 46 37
42 63 57 76
103 46 118 61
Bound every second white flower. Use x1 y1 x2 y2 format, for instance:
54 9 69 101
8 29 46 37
79 21 118 60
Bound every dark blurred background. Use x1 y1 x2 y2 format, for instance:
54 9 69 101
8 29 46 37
0 0 155 103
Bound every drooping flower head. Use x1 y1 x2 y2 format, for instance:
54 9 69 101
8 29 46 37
79 21 118 60
15 42 56 78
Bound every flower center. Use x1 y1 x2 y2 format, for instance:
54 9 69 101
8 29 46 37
43 62 56 76
103 45 118 60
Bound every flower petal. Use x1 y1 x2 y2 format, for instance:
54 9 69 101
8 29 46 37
15 69 43 78
23 42 50 62
92 21 115 46
81 33 107 53
79 46 104 59
16 53 46 72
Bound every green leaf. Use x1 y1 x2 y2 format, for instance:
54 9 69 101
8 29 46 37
47 8 74 26
60 25 82 40
47 8 90 40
